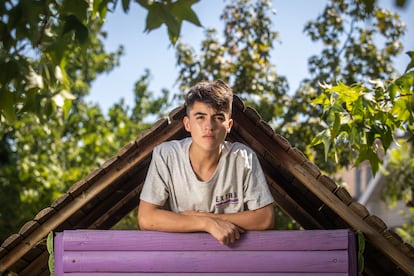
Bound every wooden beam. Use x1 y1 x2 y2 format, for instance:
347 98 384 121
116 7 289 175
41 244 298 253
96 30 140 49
291 164 414 276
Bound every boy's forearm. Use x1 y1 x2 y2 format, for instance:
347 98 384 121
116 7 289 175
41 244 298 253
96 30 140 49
192 204 275 230
138 200 244 244
139 206 208 232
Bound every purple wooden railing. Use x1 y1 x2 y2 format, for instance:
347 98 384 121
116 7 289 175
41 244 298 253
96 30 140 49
54 229 357 275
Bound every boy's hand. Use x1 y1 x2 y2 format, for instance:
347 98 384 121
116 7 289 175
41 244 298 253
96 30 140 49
182 211 244 245
205 217 244 245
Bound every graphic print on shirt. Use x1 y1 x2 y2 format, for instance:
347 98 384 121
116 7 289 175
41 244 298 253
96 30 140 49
215 192 239 207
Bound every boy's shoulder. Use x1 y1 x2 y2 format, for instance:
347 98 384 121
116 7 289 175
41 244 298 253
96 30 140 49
224 140 254 151
154 137 191 154
223 141 257 159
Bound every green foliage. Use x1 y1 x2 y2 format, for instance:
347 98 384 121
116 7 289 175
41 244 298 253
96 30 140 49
273 207 301 230
175 0 288 122
0 0 108 124
175 0 407 178
0 0 187 243
312 52 413 176
0 0 201 125
113 209 139 230
382 140 414 206
395 211 414 246
0 69 169 242
281 0 407 174
47 232 54 275
357 231 365 276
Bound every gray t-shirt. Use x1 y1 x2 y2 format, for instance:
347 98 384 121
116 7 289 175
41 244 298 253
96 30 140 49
140 137 274 213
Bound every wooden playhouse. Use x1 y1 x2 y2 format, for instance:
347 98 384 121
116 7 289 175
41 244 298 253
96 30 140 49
1 96 414 275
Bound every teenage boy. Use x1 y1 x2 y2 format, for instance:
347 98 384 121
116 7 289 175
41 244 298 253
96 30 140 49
138 80 275 245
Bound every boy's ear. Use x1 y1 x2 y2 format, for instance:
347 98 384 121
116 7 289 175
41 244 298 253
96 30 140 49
183 116 191 132
227 118 233 133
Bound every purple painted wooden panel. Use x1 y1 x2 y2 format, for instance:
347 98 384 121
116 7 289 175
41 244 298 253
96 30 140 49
64 273 348 276
62 251 348 273
61 230 351 251
54 230 358 276
54 232 64 276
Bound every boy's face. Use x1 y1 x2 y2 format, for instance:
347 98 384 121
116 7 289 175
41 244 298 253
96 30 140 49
183 101 233 152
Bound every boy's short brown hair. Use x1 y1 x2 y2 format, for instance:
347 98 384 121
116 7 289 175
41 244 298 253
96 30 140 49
185 80 233 115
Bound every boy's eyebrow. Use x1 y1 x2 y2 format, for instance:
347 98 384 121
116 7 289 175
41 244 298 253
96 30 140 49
214 112 226 117
192 111 226 117
193 111 207 116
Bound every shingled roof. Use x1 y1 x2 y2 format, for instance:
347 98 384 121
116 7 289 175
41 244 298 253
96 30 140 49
1 96 414 275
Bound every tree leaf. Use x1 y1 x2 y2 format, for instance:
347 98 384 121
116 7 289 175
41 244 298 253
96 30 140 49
310 129 331 161
47 232 54 274
388 83 399 101
141 0 202 45
166 21 181 45
121 0 131 13
0 88 17 123
47 232 54 253
25 68 44 90
161 4 181 42
381 125 394 151
171 0 202 27
311 92 329 105
60 0 88 22
62 15 89 44
392 97 411 121
0 58 22 84
355 146 381 175
404 51 414 73
144 3 165 32
63 98 73 120
91 0 109 22
357 231 365 275
136 0 152 9
331 111 341 137
350 125 361 145
395 71 414 91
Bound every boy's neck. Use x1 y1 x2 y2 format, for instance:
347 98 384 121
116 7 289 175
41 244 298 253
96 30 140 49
189 144 222 182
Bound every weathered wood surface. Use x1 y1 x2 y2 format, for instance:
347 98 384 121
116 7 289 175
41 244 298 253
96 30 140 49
61 274 348 276
54 229 357 276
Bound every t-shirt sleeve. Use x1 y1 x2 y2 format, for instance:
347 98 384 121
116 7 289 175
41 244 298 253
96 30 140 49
140 146 170 206
243 151 274 210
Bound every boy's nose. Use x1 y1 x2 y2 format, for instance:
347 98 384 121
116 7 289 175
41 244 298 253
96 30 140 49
205 118 215 130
